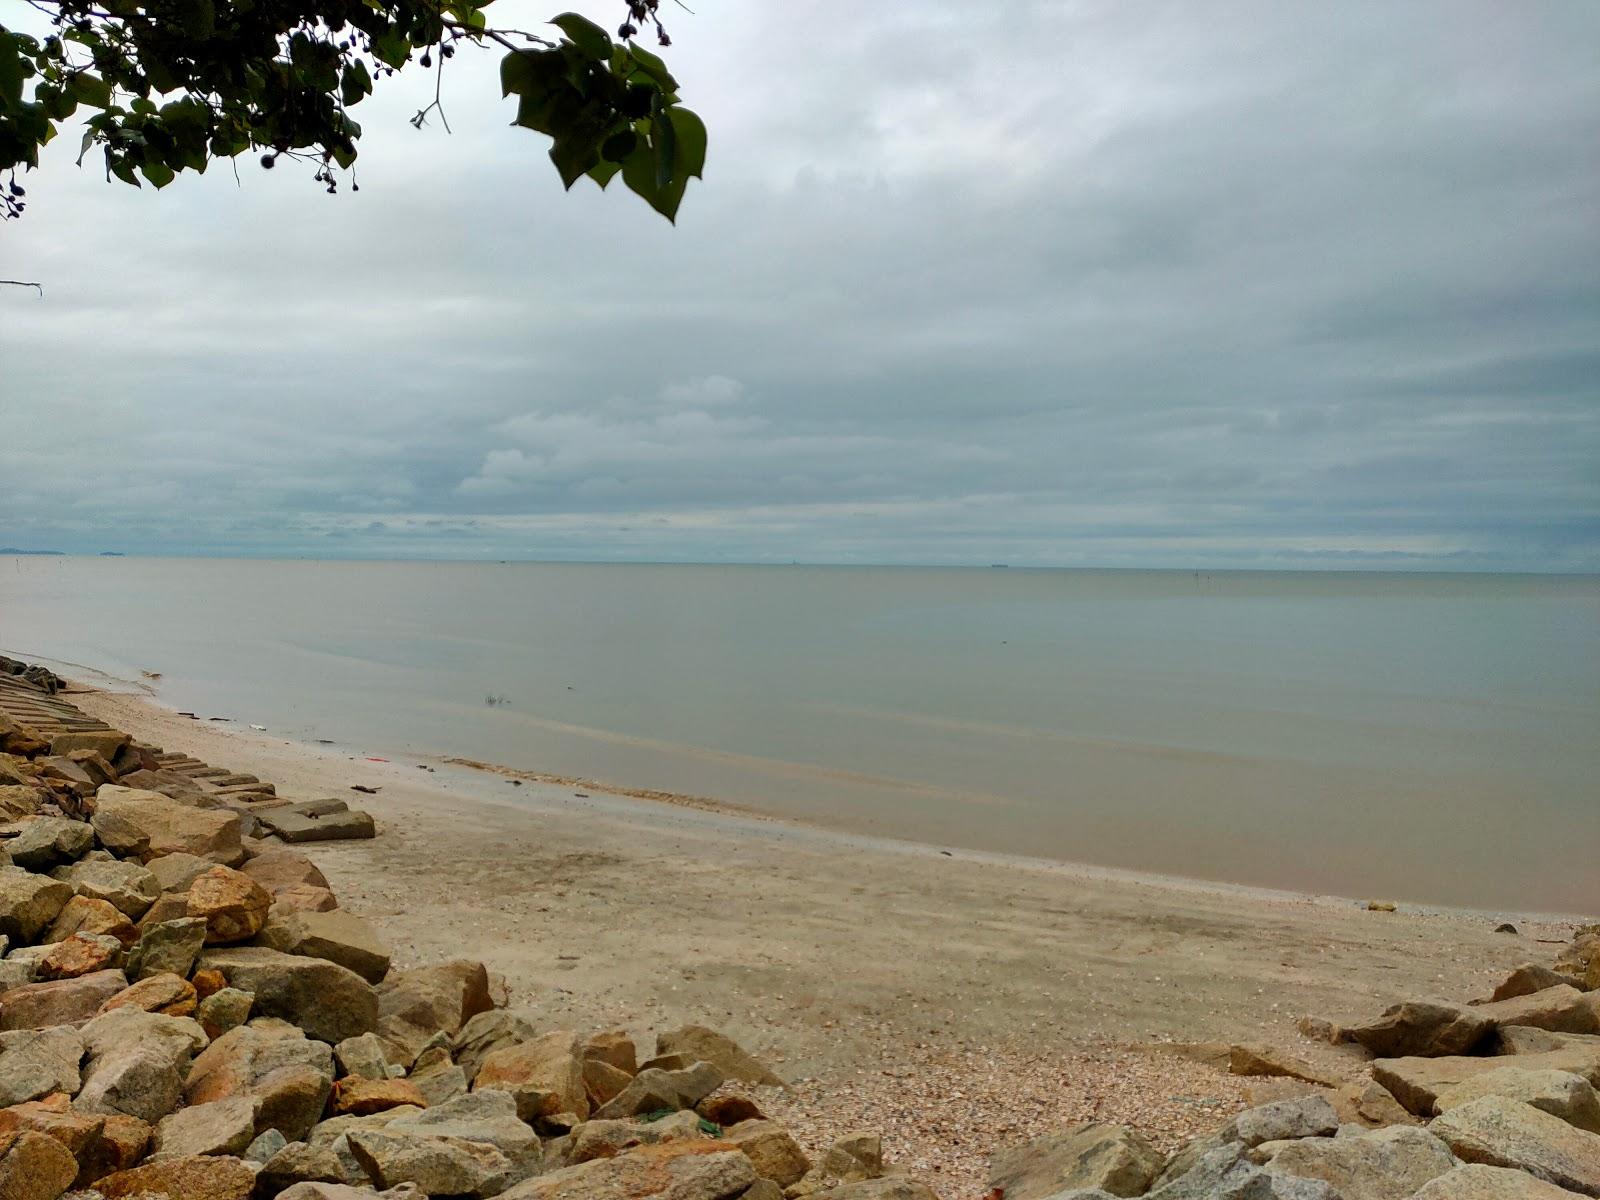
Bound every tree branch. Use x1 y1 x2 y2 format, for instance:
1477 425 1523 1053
0 280 44 296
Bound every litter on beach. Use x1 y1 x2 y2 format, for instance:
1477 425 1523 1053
249 723 267 730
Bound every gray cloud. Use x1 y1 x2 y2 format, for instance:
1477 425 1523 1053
2 0 1596 568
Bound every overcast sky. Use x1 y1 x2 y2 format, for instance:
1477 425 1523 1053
2 1 1596 568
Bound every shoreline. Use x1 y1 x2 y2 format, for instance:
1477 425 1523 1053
73 680 1595 928
65 682 1585 1191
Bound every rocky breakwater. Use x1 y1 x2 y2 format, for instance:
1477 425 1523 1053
981 921 1600 1198
0 667 936 1200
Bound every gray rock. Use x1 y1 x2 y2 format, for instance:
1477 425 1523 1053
196 986 254 1038
1411 1163 1593 1198
1346 1000 1495 1058
452 1009 533 1081
1436 1067 1600 1134
335 1031 392 1080
989 1123 1166 1200
1431 1095 1600 1194
126 916 208 981
199 946 377 1044
145 851 216 894
50 857 160 919
1374 1046 1600 1116
385 1089 542 1169
245 1127 290 1163
346 1128 515 1196
153 1095 259 1158
0 1026 84 1105
1225 1095 1340 1147
76 1007 209 1124
1266 1125 1458 1200
8 817 94 871
259 807 376 843
0 866 74 942
494 1146 759 1199
590 1060 724 1120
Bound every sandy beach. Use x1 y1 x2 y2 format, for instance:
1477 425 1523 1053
63 684 1583 1194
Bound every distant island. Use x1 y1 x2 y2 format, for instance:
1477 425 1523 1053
0 548 65 555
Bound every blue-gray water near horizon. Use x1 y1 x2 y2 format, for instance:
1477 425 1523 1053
3 557 1596 915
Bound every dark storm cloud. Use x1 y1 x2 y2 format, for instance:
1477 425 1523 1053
2 0 1596 567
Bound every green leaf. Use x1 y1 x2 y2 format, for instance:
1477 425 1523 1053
140 158 175 187
500 50 536 97
600 128 636 163
666 107 706 179
621 134 685 221
653 106 675 190
549 13 612 61
372 30 410 70
623 44 676 91
586 157 621 188
70 72 112 109
0 35 25 108
341 60 371 105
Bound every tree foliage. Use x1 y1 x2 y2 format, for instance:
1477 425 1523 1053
0 0 704 220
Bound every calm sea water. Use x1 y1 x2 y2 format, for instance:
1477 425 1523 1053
3 557 1596 914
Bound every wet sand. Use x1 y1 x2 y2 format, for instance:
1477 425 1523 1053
74 686 1586 1193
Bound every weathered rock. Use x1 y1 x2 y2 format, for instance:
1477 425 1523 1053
377 959 492 1065
278 1185 429 1200
1477 986 1600 1036
1436 1067 1600 1134
94 1152 255 1199
0 969 127 1030
0 1027 83 1106
1331 1077 1418 1128
260 807 376 843
1345 999 1495 1058
240 846 330 893
46 894 138 947
346 1127 515 1195
1490 964 1585 1003
37 932 122 980
1374 1046 1600 1116
187 865 272 945
496 1141 759 1200
145 851 216 894
1228 1043 1339 1087
49 857 159 919
454 1009 534 1081
0 786 44 821
793 1182 940 1200
99 972 198 1019
820 1133 884 1183
592 1062 724 1120
1223 1094 1339 1147
1411 1162 1592 1198
583 1057 633 1109
152 1095 258 1159
199 946 377 1044
386 1090 541 1168
581 1029 637 1075
988 1123 1165 1199
0 867 73 943
77 1007 209 1125
244 1126 288 1163
331 1075 428 1115
35 756 95 793
1265 1124 1458 1200
7 817 94 872
90 807 151 858
126 916 207 981
656 1024 783 1088
1497 1027 1600 1055
196 988 254 1040
474 1030 588 1125
0 1093 104 1171
49 731 128 761
1431 1095 1600 1194
260 907 391 983
723 1119 810 1186
335 1032 391 1081
186 1024 335 1142
0 716 49 758
0 1127 79 1199
93 786 244 865
568 1110 707 1163
273 884 341 913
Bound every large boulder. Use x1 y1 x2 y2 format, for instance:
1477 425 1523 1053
1476 986 1600 1037
198 947 377 1044
987 1123 1165 1199
1435 1066 1600 1134
1430 1095 1600 1194
186 1024 336 1142
591 1062 723 1120
454 1011 534 1081
152 1095 258 1159
377 959 492 1065
126 916 208 981
384 1091 542 1171
0 1128 80 1199
260 908 391 984
345 1128 515 1196
46 894 138 948
49 731 128 761
93 787 244 865
474 1030 588 1125
93 1153 255 1199
75 1007 208 1125
1412 1163 1596 1198
1265 1125 1458 1200
0 969 127 1030
0 1027 84 1106
1223 1095 1340 1147
7 816 94 872
1489 964 1584 1002
37 932 123 980
49 857 160 920
1374 1046 1600 1116
1345 999 1495 1058
568 1110 708 1164
145 852 216 894
0 867 73 942
99 973 199 1019
721 1119 810 1187
239 847 330 895
494 1141 758 1200
186 866 272 945
655 1025 783 1088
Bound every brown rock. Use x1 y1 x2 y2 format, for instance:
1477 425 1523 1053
495 1141 757 1200
592 1062 724 1121
331 1076 429 1116
1374 1046 1600 1116
1476 985 1600 1036
37 933 122 981
199 947 377 1045
193 968 227 1000
0 1127 79 1199
698 1094 766 1126
1346 999 1495 1058
137 893 191 930
95 1153 255 1199
475 1031 588 1124
145 851 215 894
187 866 272 945
377 959 492 1064
0 866 74 943
0 786 44 820
93 787 244 866
0 970 128 1030
152 1095 258 1159
49 732 129 761
239 847 330 895
274 884 340 913
582 1057 633 1109
1489 964 1585 1003
656 1025 783 1088
988 1122 1165 1199
99 974 198 1019
1228 1042 1340 1087
186 1024 337 1144
722 1119 810 1186
259 907 391 984
46 894 138 948
0 717 49 758
581 1030 637 1076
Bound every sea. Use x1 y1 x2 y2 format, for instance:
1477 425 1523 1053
3 557 1596 915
